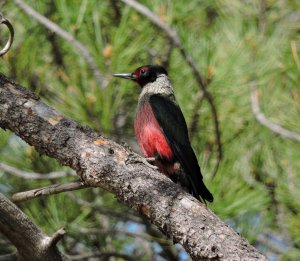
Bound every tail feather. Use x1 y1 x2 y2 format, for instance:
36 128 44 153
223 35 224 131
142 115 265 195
186 174 213 203
170 168 214 203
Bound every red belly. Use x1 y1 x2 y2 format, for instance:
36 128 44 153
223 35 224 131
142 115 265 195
134 103 177 175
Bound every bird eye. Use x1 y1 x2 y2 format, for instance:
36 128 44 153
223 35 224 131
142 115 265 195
140 69 146 74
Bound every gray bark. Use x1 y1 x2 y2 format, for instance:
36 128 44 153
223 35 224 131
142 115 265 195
0 73 267 260
0 193 70 261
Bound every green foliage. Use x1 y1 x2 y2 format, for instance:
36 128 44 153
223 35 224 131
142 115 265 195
0 0 299 259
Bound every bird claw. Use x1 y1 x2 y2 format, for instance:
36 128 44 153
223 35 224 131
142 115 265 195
141 157 158 170
122 142 158 170
126 154 158 170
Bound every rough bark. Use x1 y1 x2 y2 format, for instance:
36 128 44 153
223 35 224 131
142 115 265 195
0 73 267 260
0 193 70 261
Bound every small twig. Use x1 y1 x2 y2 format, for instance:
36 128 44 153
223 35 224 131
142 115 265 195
12 180 88 203
46 228 66 248
0 13 14 57
121 0 223 177
0 162 75 180
14 0 106 88
251 85 300 142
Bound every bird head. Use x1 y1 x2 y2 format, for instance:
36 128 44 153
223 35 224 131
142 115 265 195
113 65 168 87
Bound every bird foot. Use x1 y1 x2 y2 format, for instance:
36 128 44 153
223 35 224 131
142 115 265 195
122 142 158 170
126 154 158 170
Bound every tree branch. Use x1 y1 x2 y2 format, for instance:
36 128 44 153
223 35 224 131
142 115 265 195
0 193 70 261
12 180 88 203
0 73 266 260
251 85 300 142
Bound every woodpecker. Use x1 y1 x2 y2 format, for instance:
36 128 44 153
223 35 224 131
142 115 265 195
113 65 213 203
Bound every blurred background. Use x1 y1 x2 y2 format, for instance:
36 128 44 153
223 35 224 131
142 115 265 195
0 0 299 260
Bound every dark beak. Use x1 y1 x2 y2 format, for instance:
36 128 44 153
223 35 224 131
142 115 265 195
113 73 136 80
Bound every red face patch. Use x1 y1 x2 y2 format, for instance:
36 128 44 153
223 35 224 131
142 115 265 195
132 66 150 83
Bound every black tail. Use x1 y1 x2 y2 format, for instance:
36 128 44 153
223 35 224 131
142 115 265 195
170 168 214 203
187 174 214 203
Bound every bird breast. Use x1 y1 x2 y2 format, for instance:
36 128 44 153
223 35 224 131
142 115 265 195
134 102 174 161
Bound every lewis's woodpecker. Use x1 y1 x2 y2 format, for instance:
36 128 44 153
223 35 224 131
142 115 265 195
113 65 213 203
